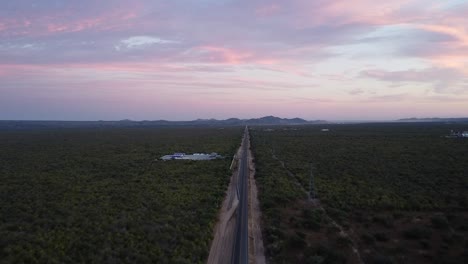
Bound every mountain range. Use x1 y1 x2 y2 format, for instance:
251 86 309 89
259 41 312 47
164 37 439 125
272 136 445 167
2 116 467 130
0 116 327 130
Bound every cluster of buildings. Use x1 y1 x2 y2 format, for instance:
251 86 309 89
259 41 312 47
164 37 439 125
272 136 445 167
447 130 468 138
160 152 222 161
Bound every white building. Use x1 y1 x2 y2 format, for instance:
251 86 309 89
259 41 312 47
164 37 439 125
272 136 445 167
160 152 222 161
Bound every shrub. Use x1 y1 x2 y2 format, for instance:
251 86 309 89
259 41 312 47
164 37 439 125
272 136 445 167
315 244 347 264
302 208 324 230
370 254 393 264
372 215 394 228
336 235 352 248
306 255 325 264
288 232 306 249
361 233 375 245
402 226 432 240
327 208 348 223
373 232 390 242
430 214 449 229
420 240 431 249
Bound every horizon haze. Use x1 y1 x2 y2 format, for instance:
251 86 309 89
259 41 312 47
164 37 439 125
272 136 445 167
1 0 467 121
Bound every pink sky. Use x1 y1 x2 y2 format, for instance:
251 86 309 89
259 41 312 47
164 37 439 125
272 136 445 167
0 0 467 120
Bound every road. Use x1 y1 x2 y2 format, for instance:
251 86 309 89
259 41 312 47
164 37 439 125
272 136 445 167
231 127 249 264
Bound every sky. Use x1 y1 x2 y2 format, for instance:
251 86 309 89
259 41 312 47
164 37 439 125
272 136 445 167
0 0 467 121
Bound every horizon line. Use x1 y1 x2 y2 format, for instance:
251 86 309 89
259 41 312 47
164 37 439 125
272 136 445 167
1 116 467 123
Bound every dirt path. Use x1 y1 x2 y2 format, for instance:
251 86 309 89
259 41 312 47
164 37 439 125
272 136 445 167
270 149 309 199
270 149 363 264
247 135 266 264
321 209 364 264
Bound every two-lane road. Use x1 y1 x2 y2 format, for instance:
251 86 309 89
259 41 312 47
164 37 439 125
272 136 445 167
232 127 249 264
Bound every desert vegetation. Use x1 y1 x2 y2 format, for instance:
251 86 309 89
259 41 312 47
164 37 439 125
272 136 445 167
0 127 241 263
250 123 468 263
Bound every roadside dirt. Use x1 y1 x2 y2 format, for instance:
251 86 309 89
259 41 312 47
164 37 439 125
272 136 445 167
207 147 242 264
247 136 266 264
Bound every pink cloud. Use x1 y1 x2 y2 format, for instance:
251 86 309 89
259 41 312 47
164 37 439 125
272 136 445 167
288 0 468 75
0 61 315 95
412 24 468 72
47 24 68 33
284 0 408 28
0 6 141 37
188 46 253 64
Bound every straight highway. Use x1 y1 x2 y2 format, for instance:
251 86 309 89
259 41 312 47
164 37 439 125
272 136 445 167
231 127 249 264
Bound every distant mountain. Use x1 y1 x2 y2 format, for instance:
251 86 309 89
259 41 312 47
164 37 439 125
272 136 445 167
398 117 468 123
0 116 328 130
244 116 308 125
178 116 325 126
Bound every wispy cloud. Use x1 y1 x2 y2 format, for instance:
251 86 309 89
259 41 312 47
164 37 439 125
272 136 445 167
361 67 467 93
116 36 179 51
348 88 365 95
361 67 464 82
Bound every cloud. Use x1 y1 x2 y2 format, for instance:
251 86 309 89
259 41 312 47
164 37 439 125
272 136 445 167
1 0 464 71
361 68 468 94
361 67 464 83
182 46 254 64
348 88 365 95
361 67 467 93
290 97 336 104
0 62 312 92
364 93 468 104
0 1 142 38
392 23 468 72
0 43 42 51
367 94 409 102
116 36 179 50
361 68 468 92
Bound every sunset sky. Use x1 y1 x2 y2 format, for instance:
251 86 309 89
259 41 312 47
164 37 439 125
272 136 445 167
1 0 467 121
